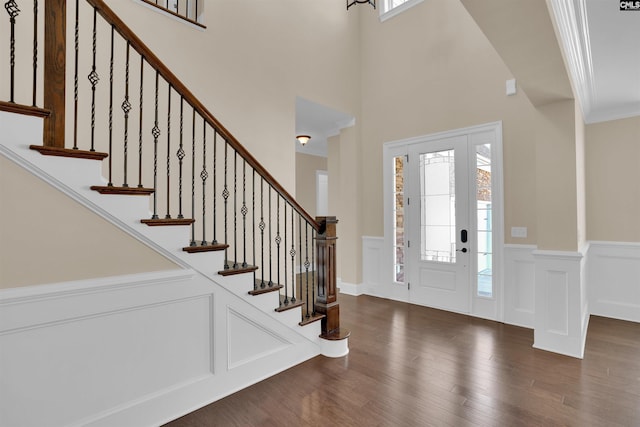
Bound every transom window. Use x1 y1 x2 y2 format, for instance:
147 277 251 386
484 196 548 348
380 0 424 22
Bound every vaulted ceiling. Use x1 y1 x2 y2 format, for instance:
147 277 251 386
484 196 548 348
461 0 640 124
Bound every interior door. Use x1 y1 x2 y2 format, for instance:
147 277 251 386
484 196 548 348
407 135 471 313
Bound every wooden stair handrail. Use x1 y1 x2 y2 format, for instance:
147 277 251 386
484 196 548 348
86 0 320 232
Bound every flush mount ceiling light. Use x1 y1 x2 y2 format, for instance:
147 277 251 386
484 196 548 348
296 135 311 146
347 0 375 10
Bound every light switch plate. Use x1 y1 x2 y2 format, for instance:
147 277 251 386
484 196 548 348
511 226 527 238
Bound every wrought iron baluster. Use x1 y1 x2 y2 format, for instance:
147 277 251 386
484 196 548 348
311 228 316 315
176 96 185 218
283 202 288 306
190 108 196 246
73 0 79 149
304 222 310 319
107 25 114 186
88 7 100 152
252 169 256 286
241 159 248 267
122 42 132 187
276 195 281 301
233 151 238 268
137 57 144 187
268 188 273 286
165 84 172 218
291 212 297 303
5 0 19 103
212 130 218 244
259 178 265 288
200 120 207 243
32 0 38 106
151 70 161 219
223 143 229 268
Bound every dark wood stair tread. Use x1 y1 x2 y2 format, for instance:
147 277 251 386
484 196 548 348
183 242 229 253
248 280 283 295
91 185 154 195
275 297 304 312
141 218 195 226
218 262 259 276
31 145 108 160
320 327 351 341
298 313 325 327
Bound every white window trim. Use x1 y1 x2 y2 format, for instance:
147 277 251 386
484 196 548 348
380 0 425 23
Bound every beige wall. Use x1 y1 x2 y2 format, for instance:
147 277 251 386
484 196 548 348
295 153 327 218
0 0 361 288
586 116 640 242
360 0 541 246
0 157 178 289
534 100 579 251
105 0 361 195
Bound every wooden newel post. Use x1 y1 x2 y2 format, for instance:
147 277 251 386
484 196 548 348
315 216 350 341
43 0 66 147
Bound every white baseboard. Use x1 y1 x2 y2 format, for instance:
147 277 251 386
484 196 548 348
338 278 364 296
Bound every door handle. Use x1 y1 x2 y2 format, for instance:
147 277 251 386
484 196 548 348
456 248 468 253
461 229 468 243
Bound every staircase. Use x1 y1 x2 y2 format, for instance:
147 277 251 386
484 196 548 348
0 1 348 426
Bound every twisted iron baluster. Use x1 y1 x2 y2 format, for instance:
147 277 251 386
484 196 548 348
122 42 132 187
291 212 297 303
176 96 185 218
5 0 19 103
304 222 310 319
107 26 114 186
73 0 79 149
165 85 172 218
311 228 316 315
223 143 229 268
190 109 196 246
32 0 37 106
233 151 238 268
151 70 161 219
252 169 256 287
241 159 248 267
268 188 273 287
137 57 144 188
259 178 265 288
88 8 99 152
283 203 288 306
276 196 281 301
200 121 208 243
212 131 217 244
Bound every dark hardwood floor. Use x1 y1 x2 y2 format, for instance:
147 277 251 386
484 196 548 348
165 295 640 426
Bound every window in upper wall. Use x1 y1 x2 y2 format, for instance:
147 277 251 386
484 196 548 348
139 0 205 28
380 0 424 22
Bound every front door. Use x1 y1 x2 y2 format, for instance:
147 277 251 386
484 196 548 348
401 125 500 319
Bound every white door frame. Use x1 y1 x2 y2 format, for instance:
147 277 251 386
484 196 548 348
383 121 504 321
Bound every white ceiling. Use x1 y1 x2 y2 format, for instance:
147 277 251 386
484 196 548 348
294 97 354 157
549 0 640 123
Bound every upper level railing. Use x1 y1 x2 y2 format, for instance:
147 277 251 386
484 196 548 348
1 0 343 337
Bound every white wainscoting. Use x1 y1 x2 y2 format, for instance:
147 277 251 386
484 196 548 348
532 250 589 359
503 245 537 328
360 236 387 297
0 270 319 427
587 241 640 323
